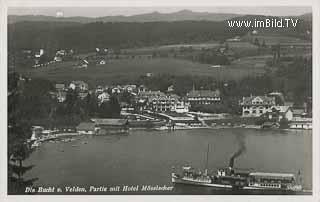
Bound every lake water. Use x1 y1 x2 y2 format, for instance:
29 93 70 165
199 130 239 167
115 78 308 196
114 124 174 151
24 129 312 195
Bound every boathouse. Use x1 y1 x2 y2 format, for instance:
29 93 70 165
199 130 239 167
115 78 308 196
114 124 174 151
76 122 96 135
91 118 129 134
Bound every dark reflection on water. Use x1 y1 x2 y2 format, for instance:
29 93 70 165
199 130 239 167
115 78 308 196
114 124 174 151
25 129 312 195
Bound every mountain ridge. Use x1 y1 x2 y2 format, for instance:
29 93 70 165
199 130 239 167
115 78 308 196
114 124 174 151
8 10 243 24
8 10 312 24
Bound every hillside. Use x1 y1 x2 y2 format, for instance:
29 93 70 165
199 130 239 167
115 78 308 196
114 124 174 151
298 13 312 21
8 10 242 24
8 14 311 55
8 21 248 54
16 58 265 86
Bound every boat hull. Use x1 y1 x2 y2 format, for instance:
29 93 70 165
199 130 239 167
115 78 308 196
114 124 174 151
172 173 302 192
172 174 232 189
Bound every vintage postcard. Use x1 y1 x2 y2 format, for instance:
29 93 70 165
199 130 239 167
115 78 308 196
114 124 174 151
2 0 320 201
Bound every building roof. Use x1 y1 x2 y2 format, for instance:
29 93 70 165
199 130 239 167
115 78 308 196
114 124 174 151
55 83 65 90
71 81 88 88
271 106 291 113
76 122 96 131
138 91 166 100
169 94 180 99
293 109 305 115
187 90 220 98
91 118 128 126
32 126 44 130
262 122 279 127
72 80 87 85
284 101 294 107
291 117 312 123
240 96 275 106
78 92 89 98
98 92 110 98
268 92 285 104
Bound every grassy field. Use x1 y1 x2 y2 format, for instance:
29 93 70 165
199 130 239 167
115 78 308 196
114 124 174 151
123 42 221 54
123 41 259 54
229 55 273 69
243 34 310 45
17 58 266 86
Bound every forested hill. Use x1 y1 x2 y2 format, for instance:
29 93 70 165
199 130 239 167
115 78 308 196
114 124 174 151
8 15 311 54
8 10 242 24
8 21 246 53
8 11 312 24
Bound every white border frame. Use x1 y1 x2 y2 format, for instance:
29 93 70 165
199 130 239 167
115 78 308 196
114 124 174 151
1 0 319 202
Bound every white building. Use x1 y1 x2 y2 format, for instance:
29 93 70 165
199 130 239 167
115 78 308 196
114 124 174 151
239 96 276 117
146 73 153 77
99 59 106 65
186 90 221 106
98 92 110 105
78 59 89 68
95 86 104 94
30 126 44 140
273 106 293 121
54 56 63 62
123 85 137 92
69 81 89 91
289 118 312 130
175 101 190 113
264 106 294 121
35 49 44 58
137 91 189 112
111 87 121 94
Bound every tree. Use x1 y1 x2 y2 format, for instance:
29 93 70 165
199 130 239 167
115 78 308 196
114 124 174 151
99 102 110 118
84 92 99 117
8 125 37 194
98 95 121 118
254 116 268 125
65 89 78 108
120 91 134 104
279 117 290 129
109 95 121 118
38 53 50 65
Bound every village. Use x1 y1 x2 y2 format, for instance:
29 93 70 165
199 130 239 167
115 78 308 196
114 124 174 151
6 21 313 151
9 39 312 149
24 73 312 149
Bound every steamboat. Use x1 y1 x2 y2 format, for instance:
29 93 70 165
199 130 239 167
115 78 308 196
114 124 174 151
171 145 303 192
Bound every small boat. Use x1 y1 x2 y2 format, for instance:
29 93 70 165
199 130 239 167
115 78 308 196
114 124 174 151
71 145 79 147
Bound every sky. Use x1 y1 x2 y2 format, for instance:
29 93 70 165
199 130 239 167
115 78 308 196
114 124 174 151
8 7 312 17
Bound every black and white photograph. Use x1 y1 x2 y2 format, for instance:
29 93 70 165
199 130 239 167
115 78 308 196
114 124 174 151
2 1 320 200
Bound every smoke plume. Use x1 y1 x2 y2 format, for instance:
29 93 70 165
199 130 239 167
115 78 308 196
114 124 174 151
229 133 246 168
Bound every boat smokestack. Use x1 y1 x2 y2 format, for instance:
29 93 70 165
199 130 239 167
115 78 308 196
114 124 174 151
229 134 246 168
